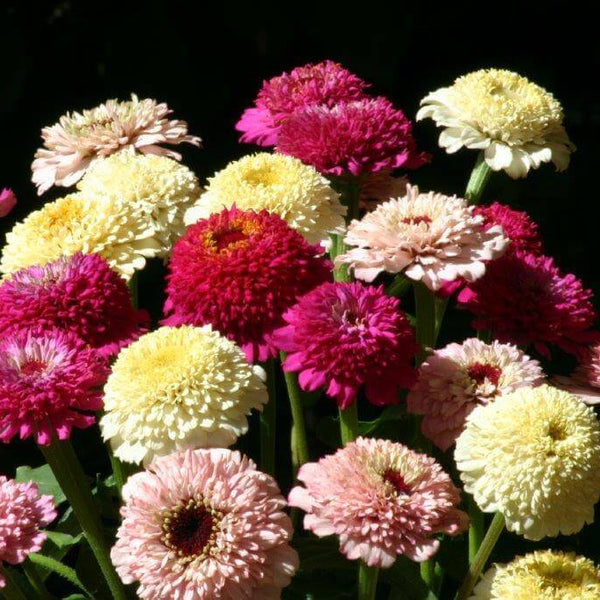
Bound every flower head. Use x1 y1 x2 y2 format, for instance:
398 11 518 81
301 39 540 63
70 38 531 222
164 207 331 362
32 94 201 194
0 476 57 586
277 98 429 176
111 448 298 599
457 251 598 357
337 185 508 289
289 437 468 568
0 188 16 218
360 171 410 211
471 550 600 600
553 341 600 405
0 193 160 280
455 384 600 540
407 338 545 451
236 60 369 146
0 328 108 445
274 282 417 408
77 151 201 254
0 253 149 357
100 325 267 465
184 152 346 245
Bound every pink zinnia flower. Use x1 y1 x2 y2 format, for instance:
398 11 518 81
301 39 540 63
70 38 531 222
0 328 108 445
236 60 369 146
407 338 545 450
288 437 468 568
458 251 598 357
274 282 417 409
0 476 57 587
0 253 149 358
554 341 600 405
164 206 331 362
111 448 298 599
32 94 201 194
0 188 16 218
277 98 430 176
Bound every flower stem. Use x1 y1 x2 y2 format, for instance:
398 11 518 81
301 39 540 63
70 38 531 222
127 272 138 309
414 282 436 364
358 563 379 600
339 401 359 445
0 565 28 600
281 353 309 469
468 495 485 563
40 439 128 600
420 558 437 591
331 177 362 282
260 358 277 477
386 273 412 298
456 512 505 600
22 560 51 600
465 152 492 205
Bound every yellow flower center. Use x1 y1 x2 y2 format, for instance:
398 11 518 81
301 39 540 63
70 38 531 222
243 165 285 187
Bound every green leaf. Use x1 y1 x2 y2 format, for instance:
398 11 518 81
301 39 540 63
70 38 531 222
15 464 66 504
45 530 83 549
28 553 91 597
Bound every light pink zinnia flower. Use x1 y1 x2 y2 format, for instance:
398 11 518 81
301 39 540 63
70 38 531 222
289 437 468 568
32 94 201 194
407 338 545 450
112 448 298 599
0 188 17 218
0 476 57 587
554 341 600 405
277 98 430 176
337 185 509 290
236 60 370 146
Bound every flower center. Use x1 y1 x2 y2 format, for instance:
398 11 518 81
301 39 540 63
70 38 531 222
244 166 283 186
402 215 432 226
161 498 222 561
20 360 48 376
212 228 249 252
382 469 412 496
547 422 567 442
467 362 502 386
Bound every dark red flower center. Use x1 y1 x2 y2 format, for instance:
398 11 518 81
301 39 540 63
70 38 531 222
212 228 249 252
467 362 502 386
20 360 48 376
402 215 432 226
382 469 412 495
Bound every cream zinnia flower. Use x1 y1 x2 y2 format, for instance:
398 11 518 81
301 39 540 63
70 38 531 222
100 325 267 465
184 152 346 244
336 185 508 290
455 385 600 540
417 69 575 178
77 151 201 254
471 550 600 599
0 194 160 280
32 94 201 194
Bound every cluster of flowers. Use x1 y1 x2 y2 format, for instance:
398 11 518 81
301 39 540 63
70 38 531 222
1 60 600 599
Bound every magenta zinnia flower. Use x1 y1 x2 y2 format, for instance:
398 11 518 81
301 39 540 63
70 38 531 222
164 206 331 362
458 251 598 357
111 448 298 599
0 188 16 218
0 328 108 445
277 97 430 176
273 282 417 408
289 437 468 568
0 476 57 586
236 60 369 146
0 253 149 358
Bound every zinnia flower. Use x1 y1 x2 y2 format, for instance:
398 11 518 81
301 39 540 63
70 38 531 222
164 207 331 362
0 476 57 587
337 185 508 290
417 68 575 178
183 152 346 245
32 94 201 194
273 282 417 409
471 550 600 600
288 437 468 568
100 325 267 465
455 384 600 540
0 193 161 280
277 97 429 176
0 253 149 358
553 341 600 405
111 448 298 599
0 328 108 445
360 171 409 211
77 150 201 254
407 338 545 451
0 188 16 218
457 251 598 357
236 60 369 146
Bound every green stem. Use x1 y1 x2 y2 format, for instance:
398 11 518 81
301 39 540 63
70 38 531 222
332 177 362 282
465 152 492 205
281 354 309 468
386 274 412 298
456 512 505 600
358 563 379 600
0 565 28 600
414 282 436 364
339 401 359 446
420 558 437 591
260 359 277 477
106 442 136 499
40 440 128 600
127 272 138 308
21 561 51 600
468 496 485 563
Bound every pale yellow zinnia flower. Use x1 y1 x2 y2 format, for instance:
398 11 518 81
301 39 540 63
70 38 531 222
184 152 346 244
455 384 600 540
100 325 267 465
417 69 575 178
